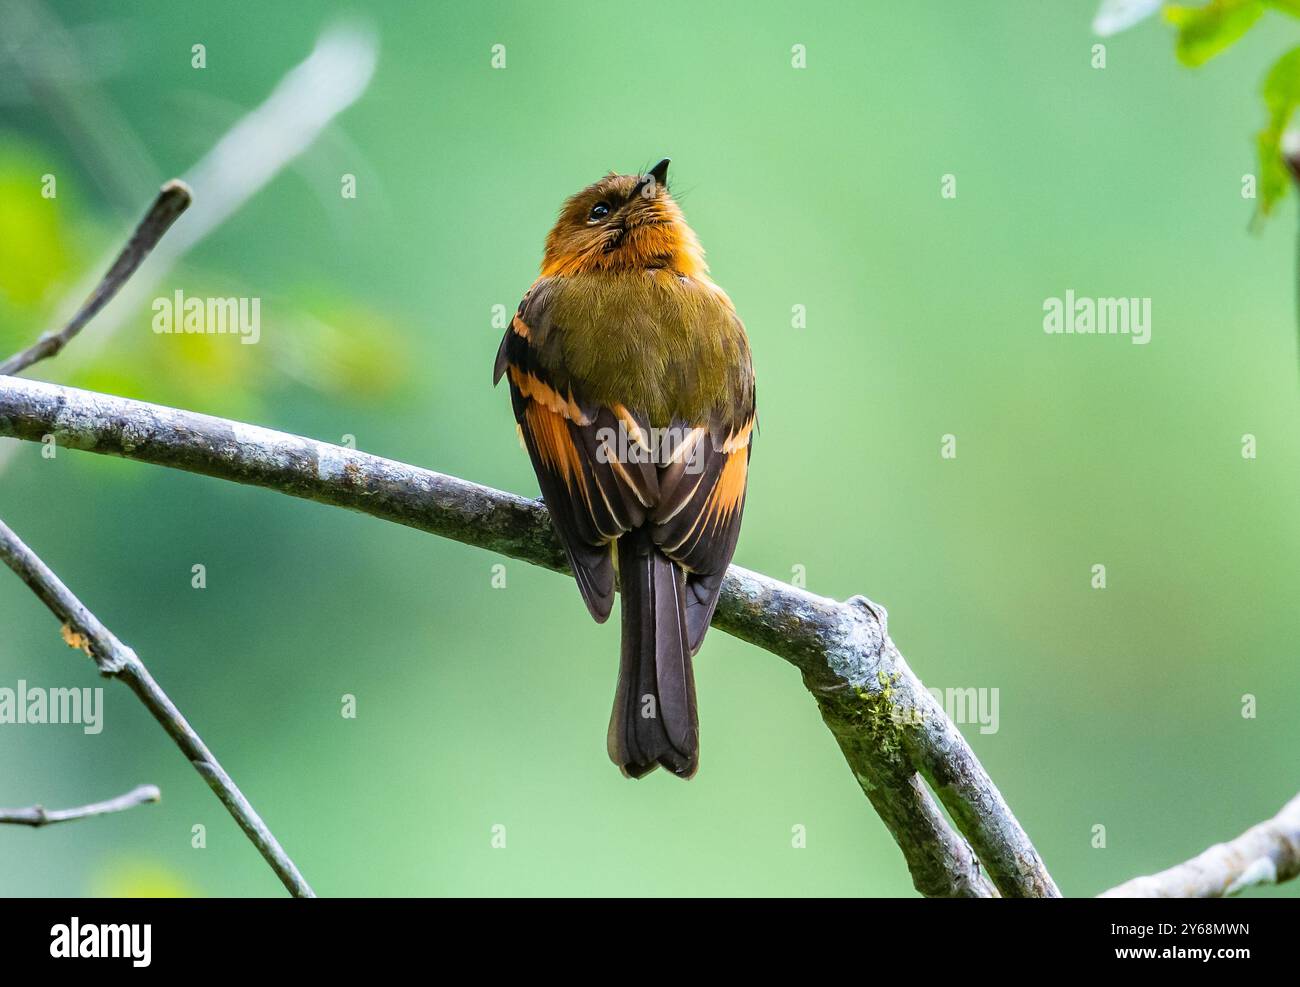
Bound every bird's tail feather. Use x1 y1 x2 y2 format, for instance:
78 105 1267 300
608 531 698 779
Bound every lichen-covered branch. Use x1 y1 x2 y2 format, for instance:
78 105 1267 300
0 376 1059 897
1100 792 1300 898
0 514 314 898
0 784 161 827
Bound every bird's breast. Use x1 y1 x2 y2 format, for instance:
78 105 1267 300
543 271 749 426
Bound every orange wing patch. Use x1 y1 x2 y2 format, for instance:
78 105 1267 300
664 452 746 558
722 417 754 454
703 447 748 529
522 402 586 493
508 366 591 426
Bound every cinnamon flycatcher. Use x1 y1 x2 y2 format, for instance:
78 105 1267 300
494 158 755 778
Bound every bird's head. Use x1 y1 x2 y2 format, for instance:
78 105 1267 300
540 158 706 278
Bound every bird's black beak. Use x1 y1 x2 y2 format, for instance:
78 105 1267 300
633 158 671 198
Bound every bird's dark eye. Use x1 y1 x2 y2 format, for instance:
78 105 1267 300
588 202 610 222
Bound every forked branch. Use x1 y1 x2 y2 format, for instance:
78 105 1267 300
0 517 314 897
0 377 1059 897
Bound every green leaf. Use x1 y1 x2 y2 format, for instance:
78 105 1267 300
1255 46 1300 221
1263 45 1300 112
1255 128 1291 222
1164 0 1264 67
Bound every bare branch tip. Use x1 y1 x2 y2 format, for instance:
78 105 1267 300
161 177 192 199
0 783 163 828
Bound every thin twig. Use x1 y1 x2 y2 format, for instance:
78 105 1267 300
0 784 161 828
0 21 378 481
0 516 315 898
0 378 1060 897
1101 792 1300 898
0 180 191 377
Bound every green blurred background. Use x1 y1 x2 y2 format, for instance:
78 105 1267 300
1 0 1297 897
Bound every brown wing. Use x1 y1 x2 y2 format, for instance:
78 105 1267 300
495 282 754 646
650 413 753 652
494 295 649 621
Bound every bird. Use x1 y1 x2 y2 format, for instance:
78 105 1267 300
494 158 755 779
